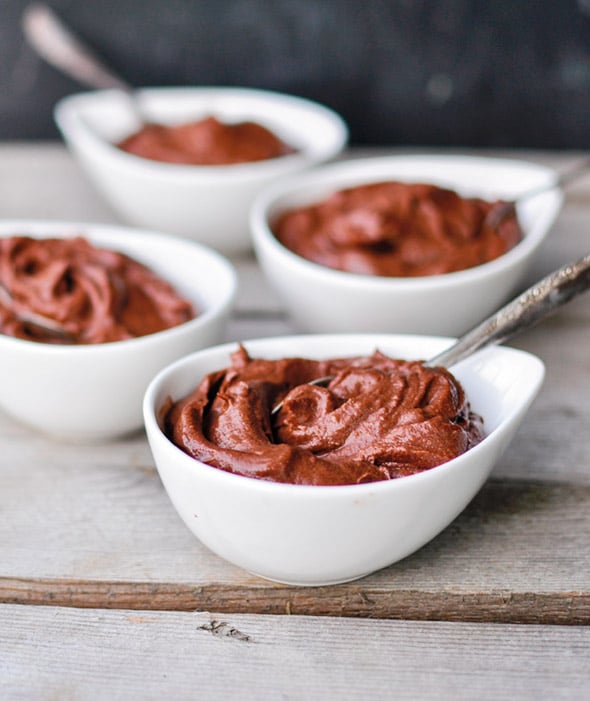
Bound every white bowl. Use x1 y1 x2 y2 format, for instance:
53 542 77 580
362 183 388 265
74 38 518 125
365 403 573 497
251 155 563 336
54 87 348 253
143 333 545 585
0 221 236 441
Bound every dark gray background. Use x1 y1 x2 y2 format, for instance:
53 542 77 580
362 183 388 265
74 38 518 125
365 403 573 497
2 0 590 147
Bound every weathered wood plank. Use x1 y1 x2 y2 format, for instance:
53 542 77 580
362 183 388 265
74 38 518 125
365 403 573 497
496 315 590 484
1 464 589 621
1 605 589 701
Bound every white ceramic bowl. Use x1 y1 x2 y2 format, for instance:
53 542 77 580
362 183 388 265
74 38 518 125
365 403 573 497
251 155 563 336
143 333 545 585
0 221 236 441
54 87 348 253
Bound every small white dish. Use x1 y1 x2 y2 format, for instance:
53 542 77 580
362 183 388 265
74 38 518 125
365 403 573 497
0 220 236 441
251 155 563 336
54 87 348 253
143 333 544 586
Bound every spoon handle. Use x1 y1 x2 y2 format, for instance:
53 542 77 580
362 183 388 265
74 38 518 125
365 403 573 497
484 158 590 230
22 4 133 93
427 253 590 369
519 157 590 204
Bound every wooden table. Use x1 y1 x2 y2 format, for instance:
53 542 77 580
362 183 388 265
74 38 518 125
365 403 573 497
1 145 589 699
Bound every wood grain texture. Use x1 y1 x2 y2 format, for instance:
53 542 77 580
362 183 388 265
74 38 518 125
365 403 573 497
2 605 589 701
2 579 589 625
1 453 589 621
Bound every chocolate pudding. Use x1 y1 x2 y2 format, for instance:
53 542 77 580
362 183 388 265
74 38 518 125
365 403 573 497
273 181 522 276
165 346 484 486
0 236 195 344
117 115 296 165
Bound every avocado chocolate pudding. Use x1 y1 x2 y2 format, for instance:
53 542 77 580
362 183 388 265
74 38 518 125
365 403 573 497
273 180 522 276
165 346 484 486
0 236 195 344
117 115 296 165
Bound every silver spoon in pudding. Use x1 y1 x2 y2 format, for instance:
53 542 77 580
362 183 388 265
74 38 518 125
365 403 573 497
484 157 590 229
272 252 590 415
0 280 74 342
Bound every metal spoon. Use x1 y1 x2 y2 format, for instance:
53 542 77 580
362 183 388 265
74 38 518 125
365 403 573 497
272 253 590 415
22 3 147 124
484 157 590 229
0 281 74 341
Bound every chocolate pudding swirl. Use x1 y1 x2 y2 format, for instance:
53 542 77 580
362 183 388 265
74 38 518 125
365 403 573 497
166 347 484 486
118 115 296 165
0 236 195 344
274 181 522 276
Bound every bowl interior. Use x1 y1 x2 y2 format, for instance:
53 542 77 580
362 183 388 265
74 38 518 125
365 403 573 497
147 333 545 468
0 220 237 320
255 154 563 279
55 87 348 168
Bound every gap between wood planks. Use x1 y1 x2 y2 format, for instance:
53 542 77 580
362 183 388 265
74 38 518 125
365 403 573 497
1 578 588 625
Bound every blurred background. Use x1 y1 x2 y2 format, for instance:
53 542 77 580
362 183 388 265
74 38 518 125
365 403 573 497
1 0 590 148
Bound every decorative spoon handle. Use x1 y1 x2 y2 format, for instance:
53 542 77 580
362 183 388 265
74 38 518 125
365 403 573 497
22 3 133 93
427 253 590 368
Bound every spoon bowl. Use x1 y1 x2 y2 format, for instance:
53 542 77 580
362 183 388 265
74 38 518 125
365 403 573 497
0 280 75 341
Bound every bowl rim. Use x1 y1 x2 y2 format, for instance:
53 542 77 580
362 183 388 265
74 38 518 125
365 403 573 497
53 86 349 182
143 333 545 496
0 219 237 354
251 153 563 290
